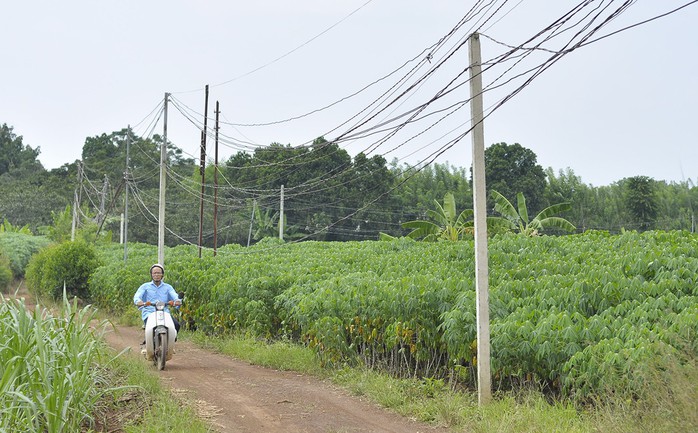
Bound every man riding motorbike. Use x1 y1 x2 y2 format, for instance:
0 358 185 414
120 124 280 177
133 264 181 354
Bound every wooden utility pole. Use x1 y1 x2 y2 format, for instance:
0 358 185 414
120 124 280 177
158 93 169 266
124 126 131 262
95 180 124 239
213 101 220 256
198 85 210 258
469 32 491 405
279 185 284 241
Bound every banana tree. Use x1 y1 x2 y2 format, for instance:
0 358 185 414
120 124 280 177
490 190 575 236
401 192 474 241
253 202 280 240
0 218 32 234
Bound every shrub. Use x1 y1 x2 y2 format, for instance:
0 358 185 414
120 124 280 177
25 241 101 300
0 252 12 291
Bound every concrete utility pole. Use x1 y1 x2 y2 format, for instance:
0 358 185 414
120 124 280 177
247 199 256 247
71 162 83 241
98 174 108 225
158 93 169 266
469 32 491 405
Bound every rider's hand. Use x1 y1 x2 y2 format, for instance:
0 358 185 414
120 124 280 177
136 300 144 307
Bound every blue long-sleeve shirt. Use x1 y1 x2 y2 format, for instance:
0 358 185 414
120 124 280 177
133 280 180 321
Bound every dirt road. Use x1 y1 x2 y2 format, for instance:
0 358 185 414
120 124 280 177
103 325 451 433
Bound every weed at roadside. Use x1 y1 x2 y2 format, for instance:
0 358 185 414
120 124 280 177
182 331 698 433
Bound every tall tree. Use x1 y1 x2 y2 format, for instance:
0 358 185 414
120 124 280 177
0 174 71 232
82 133 121 181
0 123 43 176
347 152 398 238
221 138 400 242
544 167 594 231
652 180 696 231
623 176 658 231
391 161 472 233
484 142 546 215
0 124 71 231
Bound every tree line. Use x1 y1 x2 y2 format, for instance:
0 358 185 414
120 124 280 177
1 122 696 245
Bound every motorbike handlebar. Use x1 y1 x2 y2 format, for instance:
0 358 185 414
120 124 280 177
137 300 181 307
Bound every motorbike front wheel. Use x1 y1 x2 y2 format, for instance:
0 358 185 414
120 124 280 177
156 333 168 370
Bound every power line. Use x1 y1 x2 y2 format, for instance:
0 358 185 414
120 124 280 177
172 0 377 94
577 0 698 48
111 0 693 251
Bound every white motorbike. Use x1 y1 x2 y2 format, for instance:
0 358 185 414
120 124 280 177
142 300 177 370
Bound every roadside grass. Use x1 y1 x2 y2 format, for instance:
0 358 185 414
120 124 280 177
101 350 214 433
18 296 694 433
187 331 324 375
184 330 698 433
0 283 213 433
0 293 111 432
586 354 698 433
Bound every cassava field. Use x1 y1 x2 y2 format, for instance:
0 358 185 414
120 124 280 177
90 230 698 403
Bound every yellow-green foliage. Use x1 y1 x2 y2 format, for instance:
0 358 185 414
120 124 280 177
90 231 698 402
0 218 32 234
0 232 51 278
0 252 12 291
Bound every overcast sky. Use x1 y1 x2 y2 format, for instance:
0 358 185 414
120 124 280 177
2 0 697 187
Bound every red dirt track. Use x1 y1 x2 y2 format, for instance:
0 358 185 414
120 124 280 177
103 324 451 433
